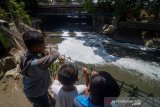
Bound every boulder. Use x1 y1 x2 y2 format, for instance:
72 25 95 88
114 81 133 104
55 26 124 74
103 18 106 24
4 68 18 78
103 25 115 34
3 56 16 72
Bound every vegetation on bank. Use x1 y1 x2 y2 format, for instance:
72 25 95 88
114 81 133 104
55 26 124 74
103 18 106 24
0 29 10 54
0 0 31 25
84 0 160 23
0 0 34 53
83 0 160 48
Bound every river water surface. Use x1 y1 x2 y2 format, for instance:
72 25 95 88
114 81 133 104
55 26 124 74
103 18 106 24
45 30 160 97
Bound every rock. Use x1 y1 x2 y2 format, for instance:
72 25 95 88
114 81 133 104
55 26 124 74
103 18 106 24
18 23 38 33
4 68 17 78
0 60 4 79
102 24 109 30
3 56 16 72
9 48 23 63
103 25 115 34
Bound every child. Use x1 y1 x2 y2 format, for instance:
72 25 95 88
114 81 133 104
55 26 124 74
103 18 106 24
74 71 120 107
19 30 59 107
50 62 90 107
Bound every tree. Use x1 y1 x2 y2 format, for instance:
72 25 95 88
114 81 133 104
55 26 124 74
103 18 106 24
83 0 96 15
9 0 31 25
0 0 31 25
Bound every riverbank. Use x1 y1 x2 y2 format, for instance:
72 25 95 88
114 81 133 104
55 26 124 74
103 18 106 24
100 22 160 48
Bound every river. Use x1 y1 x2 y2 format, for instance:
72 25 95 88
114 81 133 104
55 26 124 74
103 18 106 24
45 30 160 98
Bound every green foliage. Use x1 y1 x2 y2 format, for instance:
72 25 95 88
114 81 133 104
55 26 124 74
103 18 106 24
90 0 159 22
83 0 96 15
110 0 160 22
0 3 11 21
9 0 31 25
112 0 127 19
0 29 10 52
0 7 6 19
149 0 160 21
0 0 31 25
50 62 59 77
16 0 38 11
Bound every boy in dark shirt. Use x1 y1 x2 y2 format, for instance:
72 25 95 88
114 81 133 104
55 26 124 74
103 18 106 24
19 30 59 107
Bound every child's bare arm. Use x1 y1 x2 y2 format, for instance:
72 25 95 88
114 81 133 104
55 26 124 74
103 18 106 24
81 67 90 86
84 71 98 96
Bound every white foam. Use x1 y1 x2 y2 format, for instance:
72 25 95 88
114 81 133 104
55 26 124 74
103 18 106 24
113 58 160 80
58 37 106 64
62 31 84 37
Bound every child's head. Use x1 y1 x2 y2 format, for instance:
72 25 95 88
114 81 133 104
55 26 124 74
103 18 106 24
89 71 120 104
58 62 78 87
23 30 45 54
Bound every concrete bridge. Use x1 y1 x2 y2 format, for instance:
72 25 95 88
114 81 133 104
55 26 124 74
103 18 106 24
35 2 106 16
33 2 107 30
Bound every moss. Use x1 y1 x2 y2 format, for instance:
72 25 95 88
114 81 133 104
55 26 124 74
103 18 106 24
0 29 10 52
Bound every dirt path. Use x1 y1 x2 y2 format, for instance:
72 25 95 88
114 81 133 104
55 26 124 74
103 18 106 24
0 77 32 107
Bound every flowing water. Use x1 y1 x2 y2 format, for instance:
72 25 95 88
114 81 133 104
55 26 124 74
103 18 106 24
45 30 160 97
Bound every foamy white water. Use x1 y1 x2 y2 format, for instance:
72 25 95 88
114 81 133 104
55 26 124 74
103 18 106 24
113 58 160 80
58 37 106 64
57 32 160 80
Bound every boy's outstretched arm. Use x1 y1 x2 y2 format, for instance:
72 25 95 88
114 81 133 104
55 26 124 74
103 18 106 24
37 49 60 69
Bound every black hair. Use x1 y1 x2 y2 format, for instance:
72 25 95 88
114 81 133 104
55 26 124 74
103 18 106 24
90 71 120 104
23 30 44 50
58 62 78 86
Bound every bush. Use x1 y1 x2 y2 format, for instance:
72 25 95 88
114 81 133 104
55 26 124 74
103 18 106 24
10 0 31 25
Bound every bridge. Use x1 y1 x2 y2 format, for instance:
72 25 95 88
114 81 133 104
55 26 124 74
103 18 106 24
34 2 107 16
36 2 85 16
33 2 102 30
